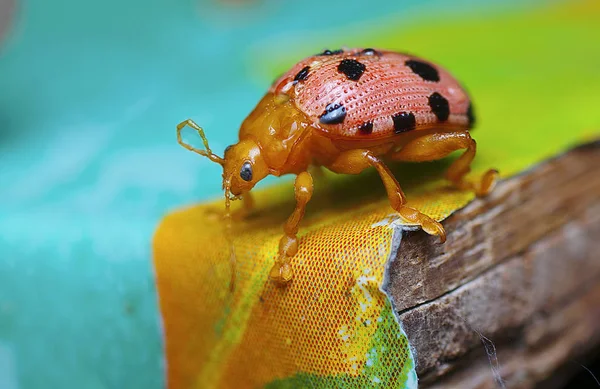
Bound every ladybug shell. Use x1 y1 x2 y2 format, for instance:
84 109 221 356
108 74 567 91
269 48 474 140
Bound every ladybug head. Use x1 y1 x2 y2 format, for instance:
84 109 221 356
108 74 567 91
222 139 268 196
176 120 268 199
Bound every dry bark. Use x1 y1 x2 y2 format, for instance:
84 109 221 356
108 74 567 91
386 143 600 388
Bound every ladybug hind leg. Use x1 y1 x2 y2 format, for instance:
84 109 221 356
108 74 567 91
389 130 498 197
326 149 446 243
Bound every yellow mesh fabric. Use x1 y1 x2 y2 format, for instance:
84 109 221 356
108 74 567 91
154 178 467 388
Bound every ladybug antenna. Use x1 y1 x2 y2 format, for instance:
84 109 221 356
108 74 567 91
177 119 225 166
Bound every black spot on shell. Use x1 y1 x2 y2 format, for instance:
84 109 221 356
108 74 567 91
428 92 450 121
361 48 380 56
338 59 366 81
319 103 346 124
405 59 440 82
293 66 310 83
318 49 344 56
392 112 416 134
358 122 373 135
467 102 475 127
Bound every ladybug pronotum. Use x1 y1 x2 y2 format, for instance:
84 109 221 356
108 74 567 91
177 48 498 284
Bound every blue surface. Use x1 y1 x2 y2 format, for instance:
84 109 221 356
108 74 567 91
0 0 545 387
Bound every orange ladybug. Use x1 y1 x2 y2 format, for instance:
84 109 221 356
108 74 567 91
177 48 498 284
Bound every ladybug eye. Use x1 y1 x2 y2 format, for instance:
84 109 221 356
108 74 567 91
240 162 253 182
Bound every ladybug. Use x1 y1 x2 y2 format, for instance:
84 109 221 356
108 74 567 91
177 48 498 284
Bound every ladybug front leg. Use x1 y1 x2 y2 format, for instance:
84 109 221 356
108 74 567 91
270 171 314 284
389 131 498 197
327 150 446 243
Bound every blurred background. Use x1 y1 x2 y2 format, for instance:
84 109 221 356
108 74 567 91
0 0 598 388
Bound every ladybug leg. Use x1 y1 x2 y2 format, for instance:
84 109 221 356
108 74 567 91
270 171 314 284
390 131 498 197
327 150 446 243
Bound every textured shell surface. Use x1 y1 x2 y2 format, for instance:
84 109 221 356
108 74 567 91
269 48 474 140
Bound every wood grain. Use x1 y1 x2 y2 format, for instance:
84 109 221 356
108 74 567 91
385 143 600 388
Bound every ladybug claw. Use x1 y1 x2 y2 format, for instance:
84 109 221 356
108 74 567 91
437 229 447 244
421 217 446 243
398 206 447 243
475 169 499 197
269 260 293 284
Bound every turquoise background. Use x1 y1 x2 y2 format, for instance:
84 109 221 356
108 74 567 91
0 0 546 387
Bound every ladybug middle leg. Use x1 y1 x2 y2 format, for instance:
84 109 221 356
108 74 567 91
326 150 446 243
389 130 498 197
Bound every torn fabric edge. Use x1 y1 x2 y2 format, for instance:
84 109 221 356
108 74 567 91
379 217 420 389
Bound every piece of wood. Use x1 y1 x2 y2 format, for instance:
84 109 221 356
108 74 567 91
385 143 600 388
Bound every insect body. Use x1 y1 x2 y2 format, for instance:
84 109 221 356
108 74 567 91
178 48 497 284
